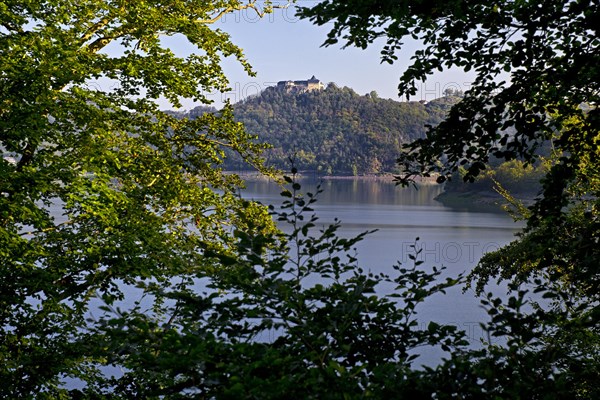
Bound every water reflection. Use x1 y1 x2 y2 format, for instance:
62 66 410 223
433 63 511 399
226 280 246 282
244 178 446 207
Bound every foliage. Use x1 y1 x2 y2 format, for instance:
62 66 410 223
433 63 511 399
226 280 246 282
75 172 467 398
299 0 598 189
470 197 600 299
443 159 549 198
429 279 600 399
298 0 600 293
0 0 285 396
300 0 600 396
299 0 598 262
3 0 597 397
177 85 457 175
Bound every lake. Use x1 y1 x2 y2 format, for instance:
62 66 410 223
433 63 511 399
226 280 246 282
60 177 520 389
240 178 521 354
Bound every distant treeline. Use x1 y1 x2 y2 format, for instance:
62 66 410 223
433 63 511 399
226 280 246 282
173 84 458 175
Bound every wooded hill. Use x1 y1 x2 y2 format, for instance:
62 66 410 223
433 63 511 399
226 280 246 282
177 84 458 175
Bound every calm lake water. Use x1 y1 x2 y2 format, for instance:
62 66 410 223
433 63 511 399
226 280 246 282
53 179 519 388
241 178 521 355
60 178 520 388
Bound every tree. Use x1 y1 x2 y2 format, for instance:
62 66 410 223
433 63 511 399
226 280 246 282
299 0 599 396
78 172 469 398
0 1 287 396
299 0 599 294
299 0 597 190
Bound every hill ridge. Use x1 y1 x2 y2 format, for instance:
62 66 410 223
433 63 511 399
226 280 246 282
181 84 458 175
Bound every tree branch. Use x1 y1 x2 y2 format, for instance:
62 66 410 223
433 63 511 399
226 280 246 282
80 16 112 44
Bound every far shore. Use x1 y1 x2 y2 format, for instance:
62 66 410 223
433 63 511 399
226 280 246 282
435 189 537 212
227 170 441 184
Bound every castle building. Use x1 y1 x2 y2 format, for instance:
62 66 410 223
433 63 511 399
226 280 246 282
276 76 325 93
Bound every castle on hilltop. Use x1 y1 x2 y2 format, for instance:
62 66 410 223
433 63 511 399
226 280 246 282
277 76 325 93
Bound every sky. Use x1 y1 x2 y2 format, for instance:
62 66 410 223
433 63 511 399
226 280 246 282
160 2 476 110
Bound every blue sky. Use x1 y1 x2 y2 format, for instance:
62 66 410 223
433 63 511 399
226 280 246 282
161 2 475 109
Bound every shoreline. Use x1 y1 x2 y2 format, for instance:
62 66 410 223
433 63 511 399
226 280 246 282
435 190 537 212
228 170 440 184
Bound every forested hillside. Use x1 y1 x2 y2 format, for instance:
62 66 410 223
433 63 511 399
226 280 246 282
180 84 457 174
